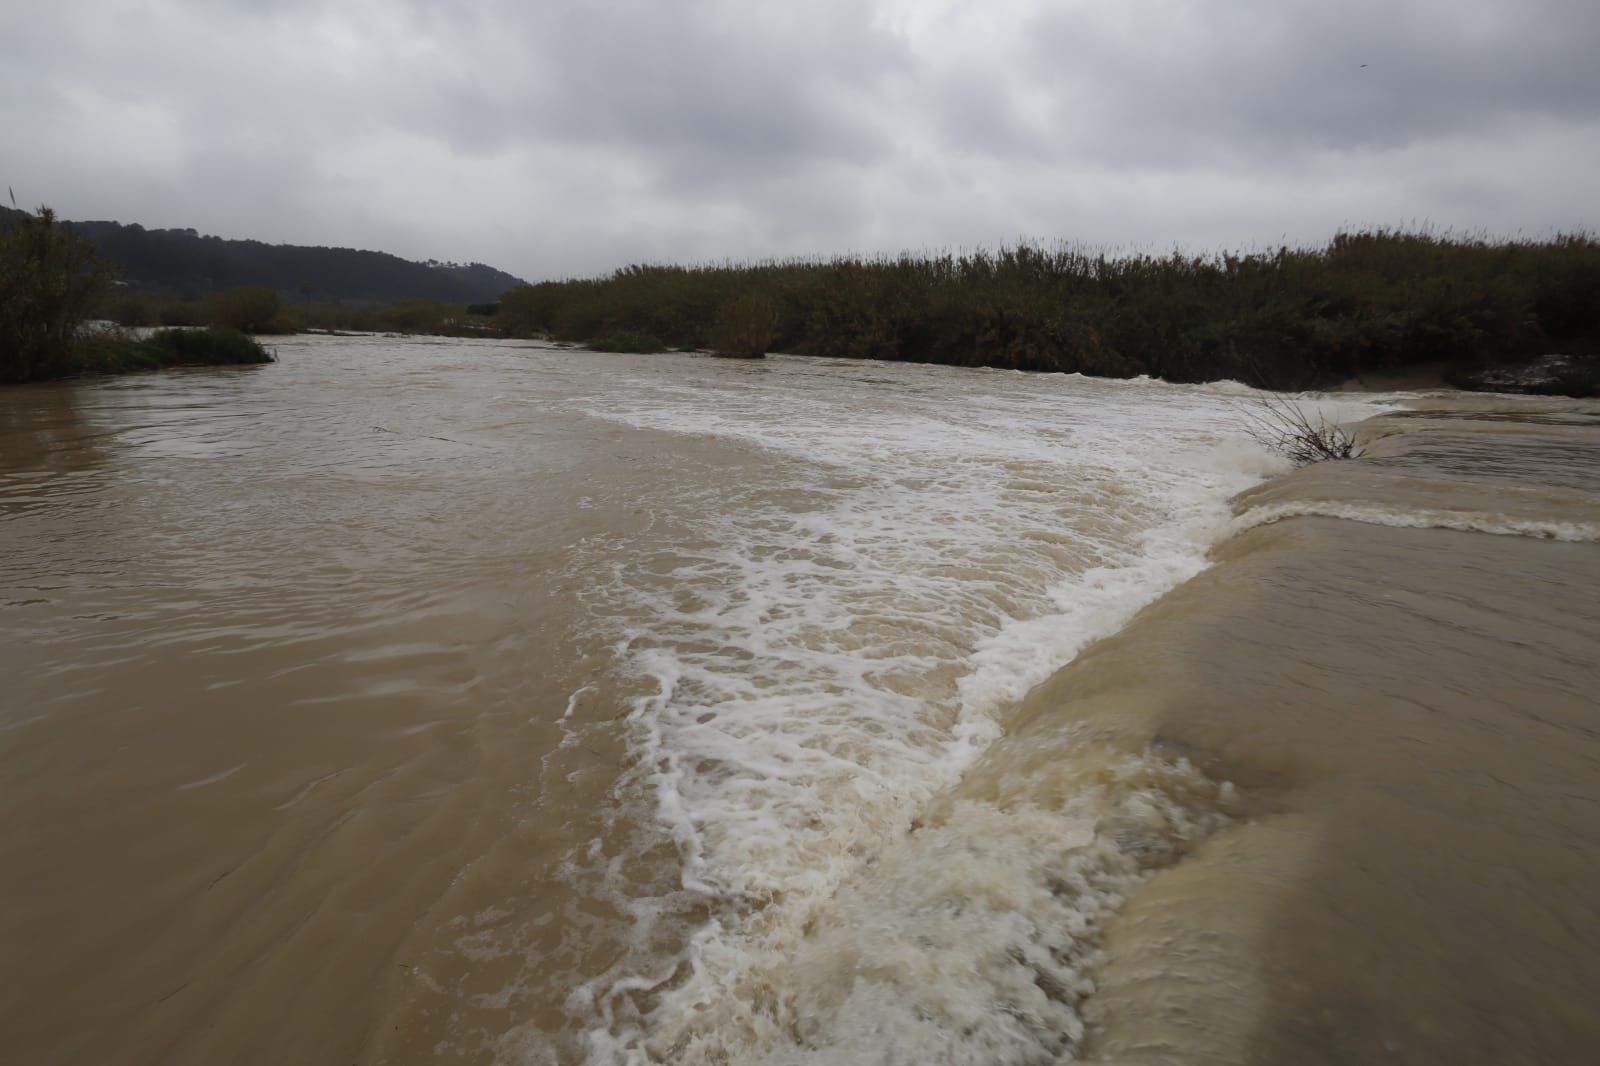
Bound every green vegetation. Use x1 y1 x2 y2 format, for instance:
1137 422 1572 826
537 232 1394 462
1 205 273 384
499 231 1600 389
209 284 295 333
0 207 113 382
74 328 274 375
373 298 471 335
12 201 1595 392
710 294 775 358
584 329 668 353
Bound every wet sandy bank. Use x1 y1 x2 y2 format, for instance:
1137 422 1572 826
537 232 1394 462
964 397 1600 1063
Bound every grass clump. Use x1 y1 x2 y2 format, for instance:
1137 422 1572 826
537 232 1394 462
583 329 667 353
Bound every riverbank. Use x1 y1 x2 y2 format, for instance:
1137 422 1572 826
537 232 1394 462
956 394 1600 1063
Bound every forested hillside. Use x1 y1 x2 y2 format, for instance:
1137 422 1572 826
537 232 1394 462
0 205 523 305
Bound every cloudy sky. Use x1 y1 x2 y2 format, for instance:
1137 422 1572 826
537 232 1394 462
4 0 1596 281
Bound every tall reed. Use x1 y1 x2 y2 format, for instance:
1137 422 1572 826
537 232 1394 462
499 230 1600 388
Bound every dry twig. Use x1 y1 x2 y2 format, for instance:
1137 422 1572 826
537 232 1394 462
1239 395 1361 465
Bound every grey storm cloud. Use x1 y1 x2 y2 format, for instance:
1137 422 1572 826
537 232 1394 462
1017 0 1600 161
2 0 1596 281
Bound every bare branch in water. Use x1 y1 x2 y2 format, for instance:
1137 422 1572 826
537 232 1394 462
1239 395 1361 465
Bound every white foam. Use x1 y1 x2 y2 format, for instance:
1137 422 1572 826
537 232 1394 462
640 749 1234 1066
547 360 1392 1062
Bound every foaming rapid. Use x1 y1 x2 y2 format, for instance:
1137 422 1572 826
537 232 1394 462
536 361 1389 1064
754 763 1233 1064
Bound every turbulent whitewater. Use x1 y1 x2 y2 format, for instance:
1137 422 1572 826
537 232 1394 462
532 358 1385 1064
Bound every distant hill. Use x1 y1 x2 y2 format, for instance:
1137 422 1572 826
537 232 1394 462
0 205 524 306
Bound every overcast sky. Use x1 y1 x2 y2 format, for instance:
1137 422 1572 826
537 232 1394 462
4 0 1596 281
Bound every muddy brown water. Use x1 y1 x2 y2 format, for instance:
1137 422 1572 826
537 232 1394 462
2 336 1596 1065
1066 403 1600 1064
0 340 709 1064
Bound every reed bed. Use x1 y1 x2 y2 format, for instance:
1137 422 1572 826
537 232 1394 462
499 230 1600 388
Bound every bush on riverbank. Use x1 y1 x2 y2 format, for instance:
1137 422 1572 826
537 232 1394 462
107 285 297 334
2 208 269 383
0 207 114 383
209 285 297 334
497 230 1600 389
73 328 274 375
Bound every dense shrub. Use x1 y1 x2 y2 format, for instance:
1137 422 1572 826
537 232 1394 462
156 300 207 327
711 295 775 357
144 327 273 364
105 292 158 327
497 230 1600 389
209 285 295 333
0 207 113 383
73 328 273 375
379 298 459 334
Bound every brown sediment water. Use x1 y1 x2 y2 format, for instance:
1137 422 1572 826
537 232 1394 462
3 338 1326 1064
1010 399 1600 1064
0 340 730 1065
3 335 1595 1065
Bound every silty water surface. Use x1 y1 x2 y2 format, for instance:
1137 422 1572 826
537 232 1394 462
0 335 1387 1064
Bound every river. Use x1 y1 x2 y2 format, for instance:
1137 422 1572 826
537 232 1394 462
2 335 1389 1064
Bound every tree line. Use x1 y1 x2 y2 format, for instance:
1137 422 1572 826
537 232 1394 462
0 205 523 306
